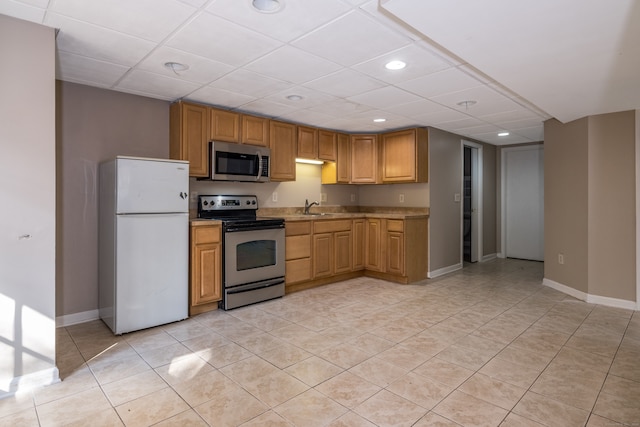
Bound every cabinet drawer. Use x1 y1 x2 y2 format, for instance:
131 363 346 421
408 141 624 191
286 221 311 236
286 235 311 260
193 225 220 244
314 219 351 233
386 220 404 233
286 258 312 284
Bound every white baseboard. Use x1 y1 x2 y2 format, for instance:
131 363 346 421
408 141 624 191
56 309 99 328
1 367 60 400
497 252 506 259
481 253 497 262
429 263 463 279
543 278 637 310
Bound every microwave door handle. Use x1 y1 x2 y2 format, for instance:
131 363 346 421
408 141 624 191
256 151 263 181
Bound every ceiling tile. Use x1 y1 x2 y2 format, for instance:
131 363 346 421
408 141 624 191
454 123 502 135
135 46 234 84
511 126 544 141
499 118 547 131
397 67 483 98
430 85 524 117
166 12 282 67
307 99 374 117
206 0 351 42
352 43 452 84
292 10 411 67
348 86 423 109
0 1 45 23
384 99 449 118
236 99 298 118
304 69 385 98
263 86 338 109
116 69 200 100
244 45 341 85
50 0 196 42
45 13 156 66
207 69 290 98
186 85 257 109
277 109 337 127
473 131 532 145
358 0 422 41
56 51 130 87
413 108 471 126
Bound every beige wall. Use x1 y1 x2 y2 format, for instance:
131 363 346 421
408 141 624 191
588 111 636 301
56 82 169 317
0 15 57 395
544 111 636 303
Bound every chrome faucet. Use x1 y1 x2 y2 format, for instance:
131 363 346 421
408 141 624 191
304 199 319 215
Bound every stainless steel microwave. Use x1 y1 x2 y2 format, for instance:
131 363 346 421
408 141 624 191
209 141 270 182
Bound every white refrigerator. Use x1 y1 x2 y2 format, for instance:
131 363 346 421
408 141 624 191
99 156 189 334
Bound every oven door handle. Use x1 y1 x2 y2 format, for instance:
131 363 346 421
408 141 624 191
225 223 284 232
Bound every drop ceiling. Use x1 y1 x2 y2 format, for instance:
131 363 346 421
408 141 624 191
1 0 637 145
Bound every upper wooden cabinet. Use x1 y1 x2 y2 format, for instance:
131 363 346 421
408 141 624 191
241 115 269 147
318 130 337 161
381 128 428 183
297 125 318 159
210 107 240 143
321 132 349 185
270 120 296 181
170 101 209 177
351 134 379 184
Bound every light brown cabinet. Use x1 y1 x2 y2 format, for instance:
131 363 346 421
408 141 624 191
190 224 222 315
170 101 209 177
385 220 405 275
351 134 378 184
364 218 383 271
241 115 269 147
270 120 297 181
313 219 352 278
318 130 337 161
381 128 428 183
210 107 240 143
285 221 312 285
297 125 318 159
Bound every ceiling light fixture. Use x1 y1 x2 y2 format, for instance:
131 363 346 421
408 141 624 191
498 132 510 136
286 94 303 101
164 61 189 75
456 100 477 110
252 0 282 13
373 118 386 123
385 60 406 70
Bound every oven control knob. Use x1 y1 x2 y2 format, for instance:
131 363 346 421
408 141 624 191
246 201 250 205
203 201 208 206
251 200 256 205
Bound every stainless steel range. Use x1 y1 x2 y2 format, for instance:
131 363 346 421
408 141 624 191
198 195 285 310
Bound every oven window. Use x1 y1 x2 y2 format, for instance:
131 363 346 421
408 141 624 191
236 240 276 271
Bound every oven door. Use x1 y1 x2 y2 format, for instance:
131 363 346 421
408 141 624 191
224 225 285 288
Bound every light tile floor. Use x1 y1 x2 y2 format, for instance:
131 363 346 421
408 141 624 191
2 259 639 426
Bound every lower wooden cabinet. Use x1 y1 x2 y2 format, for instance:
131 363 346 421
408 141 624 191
285 221 312 285
313 219 352 278
190 223 222 315
352 219 365 271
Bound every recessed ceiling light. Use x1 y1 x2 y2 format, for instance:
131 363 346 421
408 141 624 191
252 0 282 13
286 94 303 101
373 118 386 123
498 132 510 136
385 60 406 70
164 62 189 74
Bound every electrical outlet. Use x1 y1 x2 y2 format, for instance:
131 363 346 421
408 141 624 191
350 194 356 202
190 191 198 201
399 194 405 203
272 192 278 202
454 193 461 202
320 193 327 203
558 253 564 264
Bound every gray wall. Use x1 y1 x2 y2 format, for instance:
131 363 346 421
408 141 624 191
56 81 170 318
428 128 497 273
0 15 57 395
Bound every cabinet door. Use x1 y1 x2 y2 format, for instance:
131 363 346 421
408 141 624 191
297 125 318 159
192 241 222 305
313 233 333 278
270 121 296 181
170 102 209 177
318 130 337 161
210 108 240 143
364 218 383 271
381 128 428 183
351 134 378 183
386 231 405 275
334 231 352 274
337 133 351 183
352 219 365 271
241 115 269 147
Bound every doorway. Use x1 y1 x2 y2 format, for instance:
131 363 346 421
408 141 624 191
462 141 482 263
